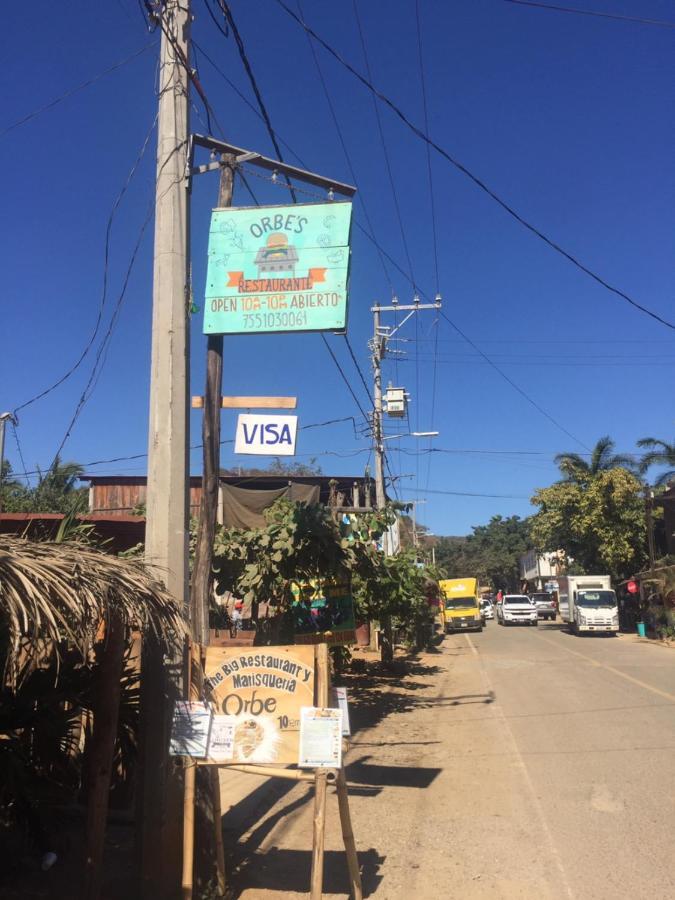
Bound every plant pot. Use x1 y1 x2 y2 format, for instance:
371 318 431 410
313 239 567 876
636 622 646 638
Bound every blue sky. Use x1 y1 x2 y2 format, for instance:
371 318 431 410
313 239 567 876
1 0 673 536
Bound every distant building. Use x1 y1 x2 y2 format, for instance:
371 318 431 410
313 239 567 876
81 472 375 530
519 550 565 592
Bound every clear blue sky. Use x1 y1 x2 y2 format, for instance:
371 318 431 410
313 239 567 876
2 0 673 536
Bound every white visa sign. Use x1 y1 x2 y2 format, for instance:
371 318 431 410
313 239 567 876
234 414 298 456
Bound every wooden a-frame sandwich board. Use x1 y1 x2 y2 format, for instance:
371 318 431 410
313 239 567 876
178 642 362 900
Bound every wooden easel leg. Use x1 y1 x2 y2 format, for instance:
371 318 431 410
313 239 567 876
210 767 227 896
336 769 362 900
310 771 328 900
182 762 196 900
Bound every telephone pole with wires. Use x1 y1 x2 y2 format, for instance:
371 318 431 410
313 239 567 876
140 1 191 895
370 294 441 536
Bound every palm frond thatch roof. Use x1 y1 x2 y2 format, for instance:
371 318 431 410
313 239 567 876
0 536 186 684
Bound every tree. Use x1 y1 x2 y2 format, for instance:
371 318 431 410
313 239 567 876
220 457 323 477
554 435 636 483
0 457 87 514
637 437 675 487
530 468 647 581
0 461 31 512
435 516 531 592
31 457 88 514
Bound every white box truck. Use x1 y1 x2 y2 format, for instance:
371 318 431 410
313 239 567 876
557 575 619 634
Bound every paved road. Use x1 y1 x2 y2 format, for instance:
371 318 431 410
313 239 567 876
429 621 675 899
228 622 675 899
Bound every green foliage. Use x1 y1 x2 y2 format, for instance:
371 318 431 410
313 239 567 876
220 457 323 477
0 457 87 514
637 437 675 487
212 498 435 647
0 646 139 852
213 499 357 608
434 516 531 592
530 468 647 581
554 435 637 482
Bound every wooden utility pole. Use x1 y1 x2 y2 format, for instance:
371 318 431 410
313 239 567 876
145 0 190 600
140 1 190 896
190 156 234 646
371 307 386 516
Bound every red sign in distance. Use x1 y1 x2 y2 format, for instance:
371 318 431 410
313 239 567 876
626 580 639 594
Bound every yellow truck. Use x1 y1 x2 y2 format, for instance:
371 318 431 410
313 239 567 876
439 578 483 633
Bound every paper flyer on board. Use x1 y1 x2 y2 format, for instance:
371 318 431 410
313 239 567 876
298 707 343 769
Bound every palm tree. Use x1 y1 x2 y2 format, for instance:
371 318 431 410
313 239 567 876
637 438 675 487
554 435 637 482
33 456 87 513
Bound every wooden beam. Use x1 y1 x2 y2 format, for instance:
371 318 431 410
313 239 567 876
81 613 126 900
192 396 297 409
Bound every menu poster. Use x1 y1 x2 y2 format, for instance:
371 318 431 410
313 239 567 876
298 707 343 769
169 701 212 758
331 686 351 736
207 715 237 761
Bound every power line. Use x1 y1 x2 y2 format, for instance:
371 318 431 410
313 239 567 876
13 416 359 481
504 0 675 29
49 189 159 467
11 421 30 487
351 0 417 291
342 334 374 405
320 335 370 424
274 0 675 332
0 42 156 140
414 0 440 295
14 112 159 415
402 487 531 499
294 0 393 292
414 0 441 500
210 0 297 202
439 310 590 450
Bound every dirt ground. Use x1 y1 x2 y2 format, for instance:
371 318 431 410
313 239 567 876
8 622 673 898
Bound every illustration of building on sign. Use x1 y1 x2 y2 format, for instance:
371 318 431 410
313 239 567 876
254 233 299 275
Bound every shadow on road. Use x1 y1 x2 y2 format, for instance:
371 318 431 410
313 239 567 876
229 846 385 898
347 754 441 789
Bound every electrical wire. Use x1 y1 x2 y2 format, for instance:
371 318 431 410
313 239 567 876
11 421 30 487
402 487 531 499
439 310 590 450
351 0 416 291
210 0 297 202
13 416 360 481
0 43 156 140
342 334 374 405
48 187 159 468
414 0 440 295
14 111 159 415
320 335 371 424
294 0 393 292
414 0 441 500
504 0 675 29
274 0 675 331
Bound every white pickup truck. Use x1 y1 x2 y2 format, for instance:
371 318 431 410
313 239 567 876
557 575 619 634
497 595 538 627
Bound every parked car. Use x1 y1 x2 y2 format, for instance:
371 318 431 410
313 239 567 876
497 595 538 626
529 592 556 621
480 599 494 620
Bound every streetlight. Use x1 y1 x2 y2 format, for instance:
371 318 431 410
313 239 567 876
382 431 439 441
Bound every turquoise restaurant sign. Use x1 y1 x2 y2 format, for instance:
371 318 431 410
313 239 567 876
203 201 352 335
